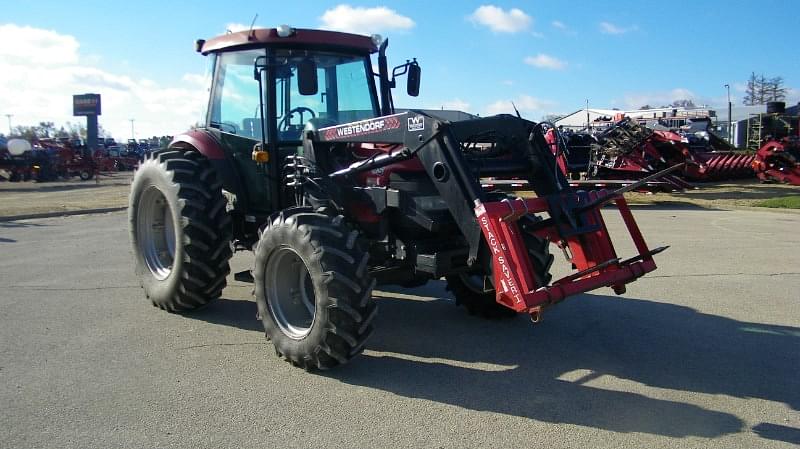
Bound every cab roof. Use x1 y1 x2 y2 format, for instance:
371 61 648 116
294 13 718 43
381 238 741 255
199 28 378 56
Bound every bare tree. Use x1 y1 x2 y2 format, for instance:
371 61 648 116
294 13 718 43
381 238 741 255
671 99 696 108
744 73 788 105
765 77 787 102
744 72 758 105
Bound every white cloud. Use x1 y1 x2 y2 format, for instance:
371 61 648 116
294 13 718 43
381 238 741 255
225 23 251 33
552 20 566 30
599 21 638 35
0 24 79 65
0 24 207 139
620 88 698 109
319 5 414 35
469 5 531 33
524 54 567 70
438 99 471 111
486 95 555 116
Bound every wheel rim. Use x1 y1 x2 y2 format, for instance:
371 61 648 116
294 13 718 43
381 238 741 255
136 186 176 280
266 247 316 339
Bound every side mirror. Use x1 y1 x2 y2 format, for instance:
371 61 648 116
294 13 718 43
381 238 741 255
297 58 318 96
253 55 266 81
407 62 420 97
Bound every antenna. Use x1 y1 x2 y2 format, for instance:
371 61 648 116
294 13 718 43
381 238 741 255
248 14 258 38
511 101 522 119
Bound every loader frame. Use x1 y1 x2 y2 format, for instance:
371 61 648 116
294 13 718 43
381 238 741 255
301 110 666 317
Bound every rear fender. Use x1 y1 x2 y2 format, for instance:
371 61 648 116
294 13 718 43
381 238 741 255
170 130 245 208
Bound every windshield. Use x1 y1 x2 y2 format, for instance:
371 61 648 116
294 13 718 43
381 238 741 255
208 49 378 141
275 51 378 140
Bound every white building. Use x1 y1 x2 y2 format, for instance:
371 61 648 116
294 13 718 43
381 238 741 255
555 107 715 132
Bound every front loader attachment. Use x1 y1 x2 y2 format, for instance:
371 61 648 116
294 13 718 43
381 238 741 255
476 189 666 319
306 111 667 317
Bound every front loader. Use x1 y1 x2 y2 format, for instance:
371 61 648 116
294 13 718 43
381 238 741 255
128 26 667 370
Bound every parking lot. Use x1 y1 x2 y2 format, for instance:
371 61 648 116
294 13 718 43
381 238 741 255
0 207 798 448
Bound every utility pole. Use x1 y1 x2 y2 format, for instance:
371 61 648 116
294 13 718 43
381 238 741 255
4 114 12 136
129 119 135 141
585 99 590 133
724 84 732 144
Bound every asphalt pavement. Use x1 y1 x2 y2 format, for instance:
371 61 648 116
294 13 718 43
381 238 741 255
1 207 798 448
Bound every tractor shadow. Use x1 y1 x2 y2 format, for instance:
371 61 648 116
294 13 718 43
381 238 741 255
679 180 797 201
324 281 799 439
0 220 48 228
185 296 262 332
620 202 721 211
752 422 800 445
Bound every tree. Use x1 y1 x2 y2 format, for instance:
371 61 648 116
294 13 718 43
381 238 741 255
37 121 55 138
744 72 758 106
671 99 696 108
65 121 86 139
744 73 788 105
639 104 653 110
765 76 787 102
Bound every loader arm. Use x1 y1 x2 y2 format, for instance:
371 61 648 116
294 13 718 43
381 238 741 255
303 111 666 318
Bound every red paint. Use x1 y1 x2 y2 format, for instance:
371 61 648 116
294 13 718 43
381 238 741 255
752 138 800 185
475 191 661 313
350 143 425 187
171 130 225 160
201 28 377 55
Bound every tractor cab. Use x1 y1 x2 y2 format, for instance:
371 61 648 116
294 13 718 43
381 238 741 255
192 26 420 219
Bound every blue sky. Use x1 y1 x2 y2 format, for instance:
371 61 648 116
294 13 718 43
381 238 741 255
2 0 798 138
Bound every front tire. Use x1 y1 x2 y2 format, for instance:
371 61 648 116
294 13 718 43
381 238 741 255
128 149 232 312
446 219 553 318
254 208 376 370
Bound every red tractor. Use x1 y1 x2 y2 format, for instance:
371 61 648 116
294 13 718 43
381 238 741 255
128 26 667 369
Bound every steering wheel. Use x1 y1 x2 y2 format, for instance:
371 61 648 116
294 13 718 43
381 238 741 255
278 107 316 132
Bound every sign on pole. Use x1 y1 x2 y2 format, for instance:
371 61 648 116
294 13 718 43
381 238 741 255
73 94 102 116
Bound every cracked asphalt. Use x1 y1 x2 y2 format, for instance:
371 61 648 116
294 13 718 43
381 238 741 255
1 207 798 448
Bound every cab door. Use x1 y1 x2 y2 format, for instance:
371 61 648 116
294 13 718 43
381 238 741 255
207 49 274 214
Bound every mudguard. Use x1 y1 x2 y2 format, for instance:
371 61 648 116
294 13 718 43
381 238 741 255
170 129 245 204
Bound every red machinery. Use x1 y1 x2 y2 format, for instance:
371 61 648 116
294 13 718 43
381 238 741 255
35 140 98 180
572 118 755 187
476 187 666 319
577 119 694 190
752 138 800 185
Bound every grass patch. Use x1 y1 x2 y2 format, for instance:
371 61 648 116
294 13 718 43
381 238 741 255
754 196 800 209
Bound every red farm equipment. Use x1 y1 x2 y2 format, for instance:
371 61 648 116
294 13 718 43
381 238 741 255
127 26 667 370
583 118 695 190
568 117 756 189
748 105 800 185
752 137 800 185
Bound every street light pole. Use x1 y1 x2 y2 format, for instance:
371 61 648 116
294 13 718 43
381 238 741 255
724 84 732 144
585 99 590 133
129 119 135 141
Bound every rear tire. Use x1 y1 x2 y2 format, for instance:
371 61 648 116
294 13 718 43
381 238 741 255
79 169 93 181
129 149 232 312
254 208 376 370
446 220 553 319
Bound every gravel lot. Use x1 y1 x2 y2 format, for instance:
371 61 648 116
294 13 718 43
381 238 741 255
0 172 132 218
0 208 798 448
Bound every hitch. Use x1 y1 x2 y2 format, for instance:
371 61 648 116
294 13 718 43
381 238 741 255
475 189 666 314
